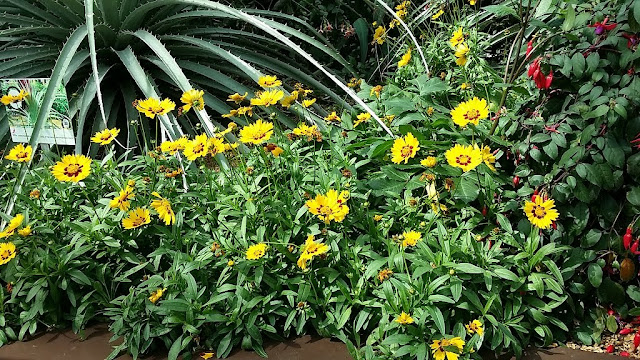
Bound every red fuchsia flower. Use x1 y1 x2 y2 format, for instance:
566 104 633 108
632 133 640 149
589 17 617 35
527 58 553 89
526 39 534 59
620 328 634 335
623 33 639 50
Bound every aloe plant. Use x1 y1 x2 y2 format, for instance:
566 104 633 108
0 0 374 153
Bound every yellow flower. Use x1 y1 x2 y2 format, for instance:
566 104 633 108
450 27 465 47
469 0 477 5
354 112 371 127
180 89 205 113
370 85 383 98
135 97 176 118
324 111 341 123
401 231 422 247
398 48 412 67
184 134 209 161
51 155 91 182
227 92 247 104
280 92 299 108
5 144 32 162
6 214 24 233
149 288 167 304
454 43 469 66
175 137 189 150
208 137 227 156
372 26 386 45
445 144 482 172
450 97 489 127
18 226 31 237
432 9 444 20
271 146 284 157
460 83 470 90
246 243 268 260
378 268 392 282
431 337 465 360
258 75 282 88
395 311 414 324
227 260 234 267
305 189 349 224
0 242 17 265
421 156 437 168
523 196 559 229
302 98 316 108
293 123 319 137
239 119 274 145
201 352 215 359
347 78 362 88
122 207 151 229
427 107 435 116
373 214 383 222
160 140 180 155
151 192 175 225
297 235 329 270
1 89 29 105
29 189 40 199
466 319 484 336
250 90 284 107
391 133 420 164
91 128 120 145
110 185 135 211
477 145 496 171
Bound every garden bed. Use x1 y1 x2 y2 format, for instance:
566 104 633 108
0 324 622 360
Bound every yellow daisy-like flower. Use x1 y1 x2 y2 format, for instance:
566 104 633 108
246 243 268 260
421 156 437 168
297 235 330 270
450 97 489 127
18 226 31 237
391 132 420 164
354 112 371 127
450 27 465 47
5 143 32 162
373 214 383 222
160 140 180 155
208 137 227 156
378 268 392 282
250 90 284 107
305 189 349 224
432 9 444 20
395 311 414 324
445 144 482 172
109 185 135 212
91 128 120 145
280 91 299 109
135 97 176 119
149 288 167 304
427 107 435 116
1 89 29 105
347 78 362 88
398 48 412 67
0 214 24 239
324 111 341 123
469 0 477 5
51 155 92 182
302 98 316 108
201 352 215 359
122 207 151 229
227 92 247 104
150 192 175 225
180 89 205 113
293 123 319 137
372 26 386 45
454 43 469 66
258 75 282 88
477 145 496 171
239 119 274 145
29 189 40 199
401 231 422 247
431 337 465 360
466 319 484 336
370 85 383 98
184 134 210 161
460 83 470 90
523 196 559 229
0 242 17 265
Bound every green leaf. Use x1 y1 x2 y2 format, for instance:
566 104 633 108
455 176 479 203
628 187 640 207
587 263 602 288
353 18 368 64
571 53 585 78
581 230 602 248
562 5 576 31
483 5 518 18
627 285 640 303
606 315 618 333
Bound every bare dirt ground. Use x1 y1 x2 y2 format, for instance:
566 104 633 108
0 324 622 360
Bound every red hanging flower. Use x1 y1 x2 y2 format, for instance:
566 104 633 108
622 33 639 50
589 17 617 35
526 39 534 59
527 58 553 89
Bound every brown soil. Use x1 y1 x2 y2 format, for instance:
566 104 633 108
0 324 623 359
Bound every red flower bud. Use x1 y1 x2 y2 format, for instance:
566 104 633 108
625 233 633 250
482 206 488 217
551 222 557 230
606 344 614 353
513 176 520 188
633 332 640 348
620 328 634 335
608 309 616 315
628 227 634 235
526 39 533 59
632 240 640 255
621 351 630 357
